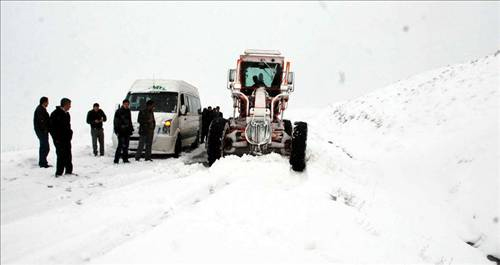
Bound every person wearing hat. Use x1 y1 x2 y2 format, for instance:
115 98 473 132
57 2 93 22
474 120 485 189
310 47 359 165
49 98 73 177
86 103 107 156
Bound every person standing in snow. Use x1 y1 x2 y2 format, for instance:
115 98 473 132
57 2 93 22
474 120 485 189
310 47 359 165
113 99 133 164
207 106 215 125
86 103 107 156
201 106 210 143
49 98 73 177
214 106 223 119
135 100 155 161
33 96 51 168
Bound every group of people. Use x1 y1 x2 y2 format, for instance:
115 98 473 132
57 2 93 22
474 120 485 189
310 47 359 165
33 97 158 177
200 106 223 143
33 97 74 176
112 99 157 164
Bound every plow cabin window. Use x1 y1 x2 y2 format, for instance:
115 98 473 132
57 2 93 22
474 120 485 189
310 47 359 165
241 61 282 96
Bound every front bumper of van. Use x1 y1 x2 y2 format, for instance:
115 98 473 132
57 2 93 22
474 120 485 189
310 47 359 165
128 133 177 154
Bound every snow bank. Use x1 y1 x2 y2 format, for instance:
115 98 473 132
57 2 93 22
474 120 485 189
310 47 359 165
318 51 500 258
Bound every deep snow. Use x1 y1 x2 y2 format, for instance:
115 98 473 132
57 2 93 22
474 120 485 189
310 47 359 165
1 52 499 263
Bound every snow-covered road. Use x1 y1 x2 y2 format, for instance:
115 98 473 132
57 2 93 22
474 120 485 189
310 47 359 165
1 146 217 263
0 133 490 264
1 53 498 264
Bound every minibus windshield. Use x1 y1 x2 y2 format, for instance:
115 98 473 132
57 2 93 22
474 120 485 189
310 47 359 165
126 92 178 113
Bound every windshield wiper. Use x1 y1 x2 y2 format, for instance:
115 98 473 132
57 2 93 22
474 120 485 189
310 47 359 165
262 61 277 80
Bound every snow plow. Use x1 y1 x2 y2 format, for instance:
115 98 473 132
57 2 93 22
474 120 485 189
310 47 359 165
207 49 307 171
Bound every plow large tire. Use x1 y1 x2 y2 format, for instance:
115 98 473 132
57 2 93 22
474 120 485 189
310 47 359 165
290 121 308 172
207 117 227 166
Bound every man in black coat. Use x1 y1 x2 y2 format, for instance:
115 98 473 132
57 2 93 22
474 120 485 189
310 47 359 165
34 96 51 168
214 106 223 119
135 100 155 161
201 107 209 143
49 98 73 177
206 106 214 132
86 103 107 156
113 99 133 164
251 75 265 88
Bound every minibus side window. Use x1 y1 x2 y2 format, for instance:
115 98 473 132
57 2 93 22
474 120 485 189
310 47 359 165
192 96 200 114
188 95 197 114
196 98 201 114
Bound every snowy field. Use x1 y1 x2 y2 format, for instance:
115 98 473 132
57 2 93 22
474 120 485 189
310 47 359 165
1 52 498 263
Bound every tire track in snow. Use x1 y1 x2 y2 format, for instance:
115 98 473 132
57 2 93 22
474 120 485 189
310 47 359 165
2 147 238 264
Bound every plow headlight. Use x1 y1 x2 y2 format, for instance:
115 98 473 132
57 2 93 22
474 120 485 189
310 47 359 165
245 119 271 145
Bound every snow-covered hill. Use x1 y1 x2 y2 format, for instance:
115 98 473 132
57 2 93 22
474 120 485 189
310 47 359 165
317 51 499 259
1 52 498 264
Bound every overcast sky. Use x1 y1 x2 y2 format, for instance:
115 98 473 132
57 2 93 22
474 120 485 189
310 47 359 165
1 1 499 151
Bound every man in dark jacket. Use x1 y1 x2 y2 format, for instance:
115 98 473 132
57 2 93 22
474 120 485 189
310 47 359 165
34 96 51 168
49 98 73 177
135 100 155 161
201 107 209 144
252 75 265 88
214 106 223 119
206 106 214 132
86 103 107 156
113 99 133 164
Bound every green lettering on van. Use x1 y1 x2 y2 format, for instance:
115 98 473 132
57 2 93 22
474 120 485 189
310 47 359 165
151 85 166 90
